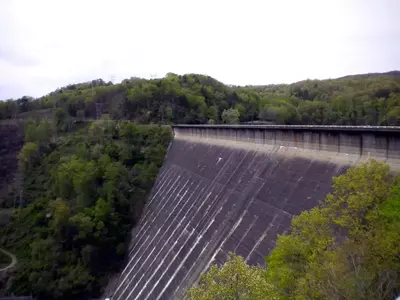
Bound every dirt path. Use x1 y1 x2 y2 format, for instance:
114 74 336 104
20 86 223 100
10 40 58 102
0 248 17 272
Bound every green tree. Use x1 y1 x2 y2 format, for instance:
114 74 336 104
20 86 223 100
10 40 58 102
259 105 276 122
49 198 71 228
234 103 245 119
25 120 53 143
188 253 276 300
222 108 240 124
18 142 39 171
206 106 218 123
54 108 69 132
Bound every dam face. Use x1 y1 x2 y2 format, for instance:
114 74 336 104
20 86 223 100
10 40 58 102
111 125 400 300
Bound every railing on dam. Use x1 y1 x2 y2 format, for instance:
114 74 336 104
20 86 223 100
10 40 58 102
172 125 400 169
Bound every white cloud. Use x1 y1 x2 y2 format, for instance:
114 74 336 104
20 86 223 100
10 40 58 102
0 0 399 98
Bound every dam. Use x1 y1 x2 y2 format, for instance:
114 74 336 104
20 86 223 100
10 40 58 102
110 125 400 300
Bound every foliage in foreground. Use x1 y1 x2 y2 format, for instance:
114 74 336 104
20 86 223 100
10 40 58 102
188 253 276 300
188 160 400 300
0 119 171 299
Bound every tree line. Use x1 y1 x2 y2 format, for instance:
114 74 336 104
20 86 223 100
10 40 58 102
0 114 171 299
1 72 399 126
188 160 400 300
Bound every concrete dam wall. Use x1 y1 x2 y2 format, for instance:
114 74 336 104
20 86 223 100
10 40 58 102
111 125 400 300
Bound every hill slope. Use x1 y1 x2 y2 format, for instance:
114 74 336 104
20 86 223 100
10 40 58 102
1 71 399 126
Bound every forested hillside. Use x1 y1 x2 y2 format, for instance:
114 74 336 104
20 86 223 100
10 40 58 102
0 117 171 299
1 72 399 126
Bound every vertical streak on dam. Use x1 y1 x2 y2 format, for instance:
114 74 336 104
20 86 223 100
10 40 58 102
112 125 400 300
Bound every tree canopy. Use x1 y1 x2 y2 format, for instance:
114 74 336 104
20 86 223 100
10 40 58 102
0 119 171 299
222 108 240 124
188 253 276 300
1 72 399 126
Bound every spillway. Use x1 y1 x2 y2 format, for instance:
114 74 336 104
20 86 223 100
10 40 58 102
110 125 400 300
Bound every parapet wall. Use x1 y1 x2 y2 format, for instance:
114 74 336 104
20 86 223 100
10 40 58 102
173 125 400 170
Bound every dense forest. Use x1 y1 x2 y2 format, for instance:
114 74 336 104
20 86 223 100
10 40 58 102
1 71 399 126
188 161 400 300
0 115 171 299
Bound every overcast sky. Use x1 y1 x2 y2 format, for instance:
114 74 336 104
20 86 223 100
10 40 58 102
0 0 399 99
